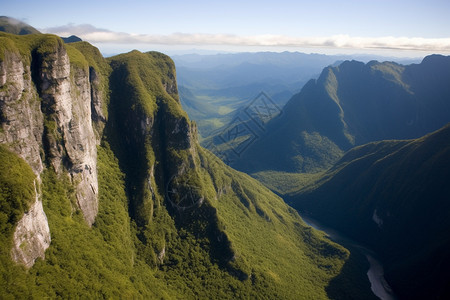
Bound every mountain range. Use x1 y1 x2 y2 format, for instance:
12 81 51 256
195 50 450 299
226 55 450 174
1 16 449 300
174 52 419 139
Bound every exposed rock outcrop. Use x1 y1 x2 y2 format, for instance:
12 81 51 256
37 43 99 225
0 49 44 174
89 66 106 127
11 180 51 268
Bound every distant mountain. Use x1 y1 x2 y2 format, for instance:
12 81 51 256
229 55 450 173
288 123 450 299
0 17 81 44
173 52 419 139
61 35 82 43
0 16 40 35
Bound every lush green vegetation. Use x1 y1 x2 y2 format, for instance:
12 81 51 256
252 170 323 196
103 49 360 298
0 36 18 61
0 31 75 68
70 41 112 81
0 142 176 298
198 148 352 299
0 145 35 269
291 123 450 299
65 44 89 71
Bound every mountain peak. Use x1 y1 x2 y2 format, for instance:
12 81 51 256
420 53 450 67
0 16 40 35
61 35 82 43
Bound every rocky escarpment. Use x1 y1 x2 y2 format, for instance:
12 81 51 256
0 33 107 267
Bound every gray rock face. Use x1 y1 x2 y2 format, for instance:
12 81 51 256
11 180 51 268
69 68 99 225
1 38 102 267
0 51 44 174
37 45 99 225
89 67 106 126
37 43 98 225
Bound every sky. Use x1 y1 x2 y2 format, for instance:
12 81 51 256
2 0 450 57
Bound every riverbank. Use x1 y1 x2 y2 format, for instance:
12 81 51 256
300 214 397 300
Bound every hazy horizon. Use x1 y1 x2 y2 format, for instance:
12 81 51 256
2 0 450 58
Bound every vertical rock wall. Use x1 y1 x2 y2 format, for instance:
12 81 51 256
0 36 103 267
38 43 99 225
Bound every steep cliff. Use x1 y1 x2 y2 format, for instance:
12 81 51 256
0 32 374 299
0 33 107 267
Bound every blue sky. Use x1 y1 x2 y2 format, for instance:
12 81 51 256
2 0 450 56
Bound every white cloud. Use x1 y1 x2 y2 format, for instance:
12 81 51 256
44 24 450 52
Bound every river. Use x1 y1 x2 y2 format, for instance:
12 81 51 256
299 214 397 300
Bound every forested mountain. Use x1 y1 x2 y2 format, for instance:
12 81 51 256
229 55 450 173
289 123 450 299
173 51 412 138
0 16 41 35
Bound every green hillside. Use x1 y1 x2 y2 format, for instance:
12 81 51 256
0 16 40 35
229 56 450 174
289 123 450 299
0 32 375 299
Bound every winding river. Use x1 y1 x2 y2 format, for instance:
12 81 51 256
299 214 397 300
